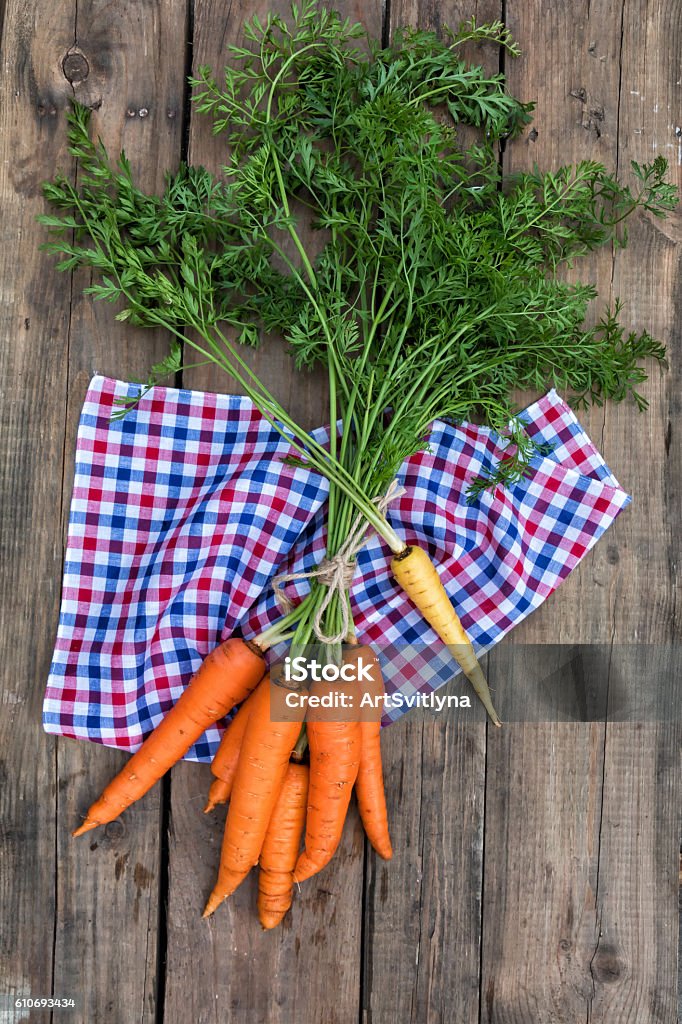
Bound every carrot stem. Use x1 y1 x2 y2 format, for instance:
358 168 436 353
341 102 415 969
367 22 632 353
291 725 309 762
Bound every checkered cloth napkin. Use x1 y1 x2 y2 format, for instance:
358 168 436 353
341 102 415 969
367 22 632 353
44 375 631 760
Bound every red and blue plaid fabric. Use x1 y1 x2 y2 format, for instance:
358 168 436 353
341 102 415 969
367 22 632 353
44 376 631 759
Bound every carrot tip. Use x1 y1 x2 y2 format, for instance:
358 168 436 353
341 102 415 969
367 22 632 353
202 891 224 918
259 913 285 930
293 859 317 884
203 800 215 814
72 821 97 837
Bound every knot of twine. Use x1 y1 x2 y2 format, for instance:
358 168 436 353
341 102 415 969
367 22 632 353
272 478 406 645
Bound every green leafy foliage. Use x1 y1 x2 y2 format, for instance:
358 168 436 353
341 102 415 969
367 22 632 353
40 0 676 517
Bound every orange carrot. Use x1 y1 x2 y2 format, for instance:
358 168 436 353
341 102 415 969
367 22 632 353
350 647 392 860
257 762 309 929
73 638 265 836
294 654 362 883
202 674 305 916
204 690 255 813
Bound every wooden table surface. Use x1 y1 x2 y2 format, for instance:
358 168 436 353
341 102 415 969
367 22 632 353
1 1 680 1022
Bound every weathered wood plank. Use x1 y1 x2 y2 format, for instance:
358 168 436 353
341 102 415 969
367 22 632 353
482 1 681 1021
604 0 681 648
502 0 625 646
483 723 607 1022
481 650 679 1024
480 680 608 1022
163 3 380 1021
0 2 187 1021
0 2 89 1016
392 0 501 34
586 650 681 1023
497 0 680 648
363 713 486 1024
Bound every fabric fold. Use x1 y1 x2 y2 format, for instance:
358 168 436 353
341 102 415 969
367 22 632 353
44 378 630 758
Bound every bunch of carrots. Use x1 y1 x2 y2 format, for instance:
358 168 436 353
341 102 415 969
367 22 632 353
73 637 391 928
45 0 676 928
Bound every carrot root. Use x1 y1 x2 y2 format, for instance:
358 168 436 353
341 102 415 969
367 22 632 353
257 871 297 930
257 762 308 929
391 545 501 726
203 688 256 814
72 820 98 838
202 869 249 917
294 657 363 883
203 777 231 814
73 637 265 836
204 676 304 918
350 647 393 860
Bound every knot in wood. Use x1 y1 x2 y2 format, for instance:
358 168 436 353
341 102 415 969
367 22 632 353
104 819 125 841
590 945 624 984
62 51 90 85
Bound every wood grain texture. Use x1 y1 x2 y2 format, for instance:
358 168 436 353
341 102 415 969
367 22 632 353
0 1 188 1021
163 3 381 1022
586 648 681 1024
483 723 607 1022
481 649 609 1023
0 0 89 1013
502 0 625 646
605 0 681 646
391 0 501 35
362 713 487 1024
1 0 679 1019
500 0 681 648
52 1 189 1018
483 2 681 1021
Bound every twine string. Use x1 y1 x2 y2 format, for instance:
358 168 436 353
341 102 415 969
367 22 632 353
272 478 406 645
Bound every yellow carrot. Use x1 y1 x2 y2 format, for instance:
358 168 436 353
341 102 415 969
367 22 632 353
391 545 501 726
